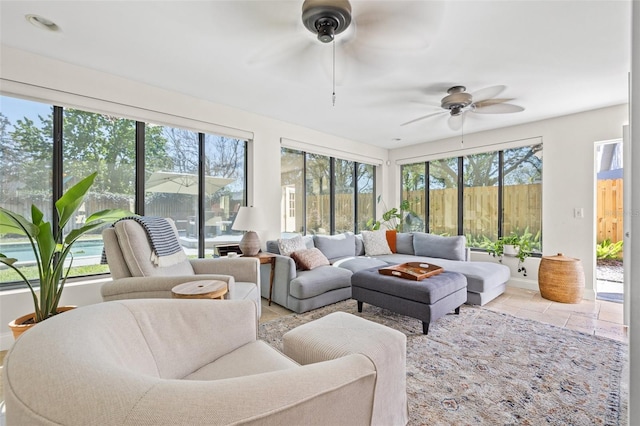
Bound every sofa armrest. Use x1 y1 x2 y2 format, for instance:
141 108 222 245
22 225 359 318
190 257 260 285
260 254 297 307
100 275 234 301
465 247 472 261
126 354 376 425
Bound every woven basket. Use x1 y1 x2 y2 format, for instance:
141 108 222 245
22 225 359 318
538 253 585 303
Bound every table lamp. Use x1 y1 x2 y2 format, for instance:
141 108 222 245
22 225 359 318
231 206 265 256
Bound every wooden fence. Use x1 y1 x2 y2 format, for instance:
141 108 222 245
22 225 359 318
403 184 543 238
597 178 624 243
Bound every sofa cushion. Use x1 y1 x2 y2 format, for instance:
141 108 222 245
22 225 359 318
332 256 389 273
291 248 330 270
314 234 356 262
184 341 298 381
361 230 393 256
413 233 466 261
395 233 414 255
278 235 306 256
267 236 314 255
290 266 353 299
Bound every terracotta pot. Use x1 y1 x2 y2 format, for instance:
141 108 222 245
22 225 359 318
8 306 77 340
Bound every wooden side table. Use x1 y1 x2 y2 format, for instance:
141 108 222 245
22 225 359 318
243 252 277 306
171 280 228 300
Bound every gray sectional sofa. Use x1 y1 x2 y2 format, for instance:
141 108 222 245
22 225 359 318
263 232 511 313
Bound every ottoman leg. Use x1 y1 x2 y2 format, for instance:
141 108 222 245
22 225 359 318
455 306 460 315
357 300 363 312
422 321 429 335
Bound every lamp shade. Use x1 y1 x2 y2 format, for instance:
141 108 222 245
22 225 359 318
231 206 266 232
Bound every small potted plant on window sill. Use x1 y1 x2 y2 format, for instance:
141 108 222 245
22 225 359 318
1 172 133 339
487 233 532 276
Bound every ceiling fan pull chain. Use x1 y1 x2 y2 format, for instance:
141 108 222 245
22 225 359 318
332 39 336 106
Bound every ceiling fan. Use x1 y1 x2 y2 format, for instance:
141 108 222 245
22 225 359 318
401 85 525 130
245 1 443 86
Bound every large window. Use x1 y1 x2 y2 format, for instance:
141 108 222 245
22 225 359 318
63 108 136 275
281 148 305 234
401 162 426 232
0 94 248 287
306 154 331 235
429 157 459 235
401 143 542 252
503 146 542 251
463 152 499 244
280 148 376 235
356 163 375 233
0 97 54 284
335 159 355 234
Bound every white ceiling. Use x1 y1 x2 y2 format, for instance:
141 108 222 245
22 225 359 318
0 1 631 149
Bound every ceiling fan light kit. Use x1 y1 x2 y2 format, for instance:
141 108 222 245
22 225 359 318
302 0 352 43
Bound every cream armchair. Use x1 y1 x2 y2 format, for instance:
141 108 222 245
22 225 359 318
101 219 261 317
2 299 406 425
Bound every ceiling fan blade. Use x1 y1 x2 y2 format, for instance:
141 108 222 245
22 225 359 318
473 103 525 114
472 85 507 102
401 111 445 127
473 98 514 109
350 1 445 51
448 114 463 131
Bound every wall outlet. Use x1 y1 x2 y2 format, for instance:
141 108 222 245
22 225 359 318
574 207 584 219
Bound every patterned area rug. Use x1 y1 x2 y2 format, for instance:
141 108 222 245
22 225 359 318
259 300 628 425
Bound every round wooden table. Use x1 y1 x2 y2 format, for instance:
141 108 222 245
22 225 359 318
171 280 228 300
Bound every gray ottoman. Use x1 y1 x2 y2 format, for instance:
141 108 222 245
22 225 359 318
351 267 467 334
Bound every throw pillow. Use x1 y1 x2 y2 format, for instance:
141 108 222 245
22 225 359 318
413 232 466 261
278 235 306 257
386 230 397 253
290 248 330 270
313 233 356 261
361 230 393 256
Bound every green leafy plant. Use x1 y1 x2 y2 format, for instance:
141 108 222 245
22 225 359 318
0 172 133 323
596 239 623 260
487 232 533 276
366 196 413 231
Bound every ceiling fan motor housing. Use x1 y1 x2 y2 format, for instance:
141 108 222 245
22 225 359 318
441 85 472 115
302 0 352 43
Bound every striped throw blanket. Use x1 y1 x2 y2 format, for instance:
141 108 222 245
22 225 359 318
102 216 186 267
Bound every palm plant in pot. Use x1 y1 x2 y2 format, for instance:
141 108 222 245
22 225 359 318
0 172 133 338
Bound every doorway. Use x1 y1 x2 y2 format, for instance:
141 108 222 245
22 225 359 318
595 139 624 303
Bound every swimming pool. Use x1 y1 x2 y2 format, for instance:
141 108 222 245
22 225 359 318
0 239 105 262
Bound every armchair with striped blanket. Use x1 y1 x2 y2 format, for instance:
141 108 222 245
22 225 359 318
100 218 261 318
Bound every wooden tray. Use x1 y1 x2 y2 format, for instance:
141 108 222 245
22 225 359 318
378 262 444 281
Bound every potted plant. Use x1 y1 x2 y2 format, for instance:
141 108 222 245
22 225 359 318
366 196 413 231
487 233 532 276
0 172 133 338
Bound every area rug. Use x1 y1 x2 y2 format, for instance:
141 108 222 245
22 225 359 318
259 300 628 426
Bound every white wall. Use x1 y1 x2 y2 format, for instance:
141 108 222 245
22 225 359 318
388 104 628 298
